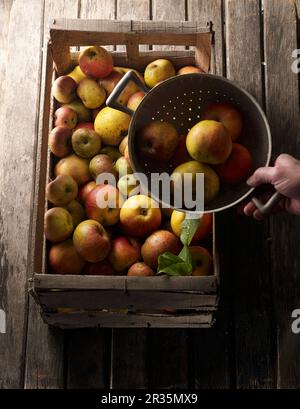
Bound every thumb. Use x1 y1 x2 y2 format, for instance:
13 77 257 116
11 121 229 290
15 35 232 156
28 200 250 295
247 166 276 187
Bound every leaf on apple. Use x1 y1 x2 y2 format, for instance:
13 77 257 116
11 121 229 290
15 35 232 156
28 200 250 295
180 217 200 246
157 251 192 276
156 218 200 276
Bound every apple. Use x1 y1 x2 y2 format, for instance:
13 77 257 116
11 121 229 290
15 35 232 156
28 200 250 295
66 65 86 83
73 219 111 263
127 91 145 111
171 210 213 243
48 239 86 274
44 207 73 243
94 107 131 146
202 103 243 141
71 128 101 158
65 99 91 122
84 260 115 275
177 65 204 75
117 174 140 197
120 194 162 238
48 126 72 158
108 236 141 273
137 120 179 162
119 135 128 155
114 156 132 177
79 46 113 79
64 199 85 228
100 146 122 162
46 174 78 206
170 134 192 168
78 180 96 204
75 122 94 130
214 143 252 184
144 59 176 88
127 262 155 276
89 154 115 180
55 154 91 185
171 160 220 204
52 75 77 104
77 78 106 109
189 246 212 276
141 230 181 270
186 120 232 165
85 184 124 226
99 69 123 95
54 106 77 129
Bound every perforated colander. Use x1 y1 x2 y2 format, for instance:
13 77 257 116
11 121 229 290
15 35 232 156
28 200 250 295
107 71 273 213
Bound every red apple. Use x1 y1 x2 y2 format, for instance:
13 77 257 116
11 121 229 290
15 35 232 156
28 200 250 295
127 262 155 276
46 174 78 206
202 103 243 142
108 236 141 273
120 194 162 238
54 106 77 129
52 75 77 104
79 46 113 79
127 91 145 111
85 184 124 226
73 220 111 263
49 239 86 274
75 122 94 130
177 66 204 75
214 143 252 184
137 120 179 162
78 180 96 204
48 126 72 158
189 246 212 276
141 230 182 270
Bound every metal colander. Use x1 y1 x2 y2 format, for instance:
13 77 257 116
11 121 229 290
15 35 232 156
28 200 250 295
107 71 272 213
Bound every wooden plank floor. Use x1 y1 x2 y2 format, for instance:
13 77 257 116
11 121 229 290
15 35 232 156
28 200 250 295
0 0 300 389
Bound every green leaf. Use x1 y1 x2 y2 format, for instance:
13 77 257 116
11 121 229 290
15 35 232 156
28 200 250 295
179 245 192 266
157 248 193 276
180 217 200 246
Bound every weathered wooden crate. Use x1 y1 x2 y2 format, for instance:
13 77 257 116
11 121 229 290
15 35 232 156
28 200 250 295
29 18 220 329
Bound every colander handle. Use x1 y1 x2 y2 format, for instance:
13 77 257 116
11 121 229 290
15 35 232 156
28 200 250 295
106 70 150 116
251 191 283 215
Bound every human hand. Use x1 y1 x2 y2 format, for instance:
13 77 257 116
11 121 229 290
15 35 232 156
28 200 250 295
244 154 300 220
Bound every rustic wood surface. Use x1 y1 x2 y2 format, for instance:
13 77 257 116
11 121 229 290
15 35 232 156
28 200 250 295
1 0 300 389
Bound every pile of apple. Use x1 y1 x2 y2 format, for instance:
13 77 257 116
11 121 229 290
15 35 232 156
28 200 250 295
45 45 217 278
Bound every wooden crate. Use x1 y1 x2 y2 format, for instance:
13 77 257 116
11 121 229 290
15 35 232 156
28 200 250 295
29 18 220 329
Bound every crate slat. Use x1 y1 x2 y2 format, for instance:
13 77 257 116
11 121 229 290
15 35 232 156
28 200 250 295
43 310 214 329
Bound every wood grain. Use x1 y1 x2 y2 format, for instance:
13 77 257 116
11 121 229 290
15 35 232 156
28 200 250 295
152 0 186 50
0 0 44 389
117 0 150 51
80 0 116 50
264 0 300 389
110 329 148 388
0 1 13 100
225 0 275 389
66 329 110 389
187 0 223 74
24 0 79 390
